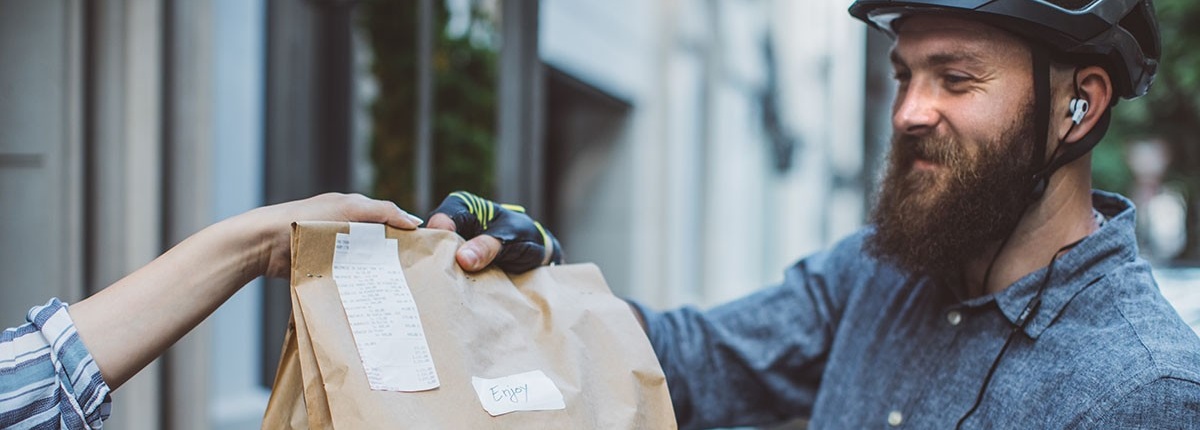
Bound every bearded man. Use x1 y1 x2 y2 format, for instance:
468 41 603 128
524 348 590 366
629 0 1200 427
428 0 1200 428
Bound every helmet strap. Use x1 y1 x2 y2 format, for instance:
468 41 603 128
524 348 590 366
1033 111 1110 188
1028 50 1111 202
1029 45 1053 201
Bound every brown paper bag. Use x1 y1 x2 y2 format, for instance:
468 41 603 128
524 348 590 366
262 222 676 429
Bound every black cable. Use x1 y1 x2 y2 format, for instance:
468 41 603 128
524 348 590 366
961 104 1081 426
955 237 1086 429
954 57 1094 427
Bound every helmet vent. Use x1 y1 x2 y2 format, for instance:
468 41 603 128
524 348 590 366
1046 0 1098 11
1119 2 1162 59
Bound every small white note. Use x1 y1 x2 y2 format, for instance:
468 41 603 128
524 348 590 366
332 222 439 392
471 370 566 416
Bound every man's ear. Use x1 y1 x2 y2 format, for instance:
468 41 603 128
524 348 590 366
1060 65 1113 144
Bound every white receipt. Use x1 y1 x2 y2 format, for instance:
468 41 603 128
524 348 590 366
471 370 566 416
332 223 439 392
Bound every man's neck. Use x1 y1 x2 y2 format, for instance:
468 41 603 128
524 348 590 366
961 164 1099 298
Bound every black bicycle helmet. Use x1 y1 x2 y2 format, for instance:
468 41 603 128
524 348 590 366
849 0 1161 201
849 0 1160 101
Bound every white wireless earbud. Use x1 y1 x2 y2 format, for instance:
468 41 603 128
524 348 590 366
1069 98 1089 124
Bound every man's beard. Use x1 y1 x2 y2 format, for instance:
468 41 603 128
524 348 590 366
866 108 1037 282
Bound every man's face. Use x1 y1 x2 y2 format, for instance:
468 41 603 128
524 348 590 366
866 15 1040 281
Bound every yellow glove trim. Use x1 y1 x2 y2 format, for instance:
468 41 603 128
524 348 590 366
500 203 526 213
452 191 495 230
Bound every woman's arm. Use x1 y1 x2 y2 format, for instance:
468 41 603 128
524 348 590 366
67 193 422 390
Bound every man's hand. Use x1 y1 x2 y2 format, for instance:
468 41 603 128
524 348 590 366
425 191 563 273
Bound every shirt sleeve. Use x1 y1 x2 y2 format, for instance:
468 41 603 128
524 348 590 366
1080 376 1200 429
631 232 869 430
0 298 112 428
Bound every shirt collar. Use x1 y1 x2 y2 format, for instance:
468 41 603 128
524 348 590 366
970 191 1140 339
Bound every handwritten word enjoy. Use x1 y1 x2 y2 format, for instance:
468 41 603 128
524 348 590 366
490 383 530 403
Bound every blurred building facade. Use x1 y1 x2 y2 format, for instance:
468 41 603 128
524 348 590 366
0 0 366 428
537 0 872 307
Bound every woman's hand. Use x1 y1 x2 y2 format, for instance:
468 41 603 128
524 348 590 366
241 193 424 279
70 192 420 390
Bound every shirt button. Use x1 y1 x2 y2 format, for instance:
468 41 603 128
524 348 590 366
887 410 903 426
946 310 963 326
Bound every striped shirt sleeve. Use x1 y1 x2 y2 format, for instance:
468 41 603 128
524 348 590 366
1 298 112 429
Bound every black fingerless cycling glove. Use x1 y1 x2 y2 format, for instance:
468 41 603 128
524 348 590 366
429 191 563 273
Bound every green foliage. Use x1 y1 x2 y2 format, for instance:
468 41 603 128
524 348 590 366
361 0 497 212
1103 0 1200 261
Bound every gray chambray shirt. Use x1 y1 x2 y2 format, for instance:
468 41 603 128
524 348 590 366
634 191 1200 429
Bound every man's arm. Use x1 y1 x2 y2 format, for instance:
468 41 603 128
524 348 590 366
1077 376 1200 428
626 230 875 430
